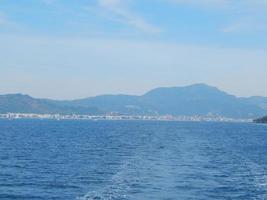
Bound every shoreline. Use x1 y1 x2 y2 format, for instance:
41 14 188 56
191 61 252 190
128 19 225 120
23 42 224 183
0 113 252 123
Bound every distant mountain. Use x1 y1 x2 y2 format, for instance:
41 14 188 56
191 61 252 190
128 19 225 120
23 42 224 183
0 94 100 115
1 84 267 118
140 84 265 118
240 96 267 111
66 84 266 118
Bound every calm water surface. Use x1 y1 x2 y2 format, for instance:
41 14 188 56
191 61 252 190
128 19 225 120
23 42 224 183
1 120 267 200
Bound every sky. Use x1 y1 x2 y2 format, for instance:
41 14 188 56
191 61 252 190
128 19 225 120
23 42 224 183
0 0 267 99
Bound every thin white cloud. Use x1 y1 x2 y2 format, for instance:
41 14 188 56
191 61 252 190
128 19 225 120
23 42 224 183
221 1 267 33
165 0 267 8
165 0 267 12
0 12 18 29
165 0 228 7
0 13 9 26
222 19 267 33
0 18 6 26
95 0 161 33
222 22 245 33
164 0 267 34
42 0 56 5
244 0 267 7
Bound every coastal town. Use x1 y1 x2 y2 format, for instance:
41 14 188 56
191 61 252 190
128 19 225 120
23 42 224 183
0 113 252 122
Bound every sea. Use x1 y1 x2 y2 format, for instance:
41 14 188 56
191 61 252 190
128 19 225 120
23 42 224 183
1 119 267 200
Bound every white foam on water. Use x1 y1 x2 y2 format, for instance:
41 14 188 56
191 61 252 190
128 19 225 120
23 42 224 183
232 152 267 199
76 155 144 200
244 159 267 191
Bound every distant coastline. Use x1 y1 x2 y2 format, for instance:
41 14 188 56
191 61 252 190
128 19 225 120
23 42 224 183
0 113 252 123
1 84 267 119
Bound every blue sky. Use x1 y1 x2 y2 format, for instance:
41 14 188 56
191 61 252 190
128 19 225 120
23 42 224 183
0 0 267 99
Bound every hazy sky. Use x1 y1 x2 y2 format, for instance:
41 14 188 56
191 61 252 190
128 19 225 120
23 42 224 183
1 0 267 99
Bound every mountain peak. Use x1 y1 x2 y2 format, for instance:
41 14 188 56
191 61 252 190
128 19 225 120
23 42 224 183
144 83 226 97
187 83 214 89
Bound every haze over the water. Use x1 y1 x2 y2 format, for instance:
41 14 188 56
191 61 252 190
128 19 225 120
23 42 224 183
0 0 267 99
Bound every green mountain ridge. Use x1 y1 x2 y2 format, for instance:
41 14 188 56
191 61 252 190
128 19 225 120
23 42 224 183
0 94 100 115
1 84 267 119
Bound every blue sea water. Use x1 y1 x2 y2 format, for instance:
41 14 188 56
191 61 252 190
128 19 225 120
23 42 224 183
1 120 267 200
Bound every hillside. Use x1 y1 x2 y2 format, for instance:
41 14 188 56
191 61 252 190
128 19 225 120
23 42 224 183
240 96 267 111
0 94 100 115
0 84 266 118
67 84 266 118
